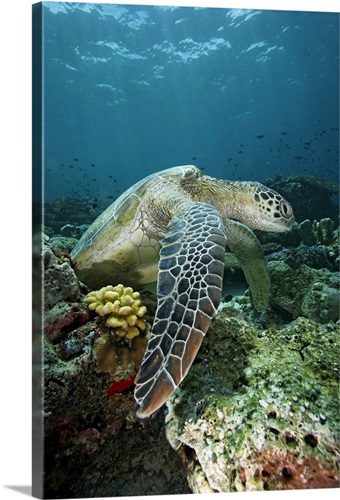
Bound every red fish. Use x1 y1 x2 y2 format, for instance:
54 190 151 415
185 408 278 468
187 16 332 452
107 375 136 396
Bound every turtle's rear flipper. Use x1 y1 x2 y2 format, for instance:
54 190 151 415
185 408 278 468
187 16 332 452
134 202 226 418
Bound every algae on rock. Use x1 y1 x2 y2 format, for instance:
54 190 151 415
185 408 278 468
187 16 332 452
165 310 339 492
42 243 190 498
268 260 339 323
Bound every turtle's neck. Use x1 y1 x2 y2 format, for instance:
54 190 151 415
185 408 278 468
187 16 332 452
182 171 256 221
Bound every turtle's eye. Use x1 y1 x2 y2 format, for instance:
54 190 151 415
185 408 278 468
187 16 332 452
280 200 293 218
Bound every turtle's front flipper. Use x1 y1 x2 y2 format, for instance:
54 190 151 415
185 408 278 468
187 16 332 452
135 202 226 418
224 219 270 312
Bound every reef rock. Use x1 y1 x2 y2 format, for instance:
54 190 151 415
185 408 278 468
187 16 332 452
267 247 339 323
42 242 90 342
41 242 190 498
48 236 79 253
44 195 103 233
38 218 340 496
165 310 339 492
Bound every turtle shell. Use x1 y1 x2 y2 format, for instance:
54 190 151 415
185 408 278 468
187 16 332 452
70 165 198 289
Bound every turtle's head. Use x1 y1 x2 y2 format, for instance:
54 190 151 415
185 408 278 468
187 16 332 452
208 179 295 232
242 182 295 232
181 169 294 233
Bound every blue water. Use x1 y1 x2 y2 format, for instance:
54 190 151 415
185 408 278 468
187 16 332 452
43 2 339 203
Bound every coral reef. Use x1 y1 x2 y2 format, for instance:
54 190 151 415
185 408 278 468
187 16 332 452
255 223 302 251
39 182 339 496
298 218 337 247
165 311 339 492
42 242 190 497
262 241 283 255
85 284 147 339
93 332 148 379
44 195 103 233
268 245 335 271
312 218 336 245
267 248 339 323
298 219 316 246
301 282 339 324
43 242 90 342
44 332 190 497
265 174 339 223
225 240 339 325
224 251 240 269
47 235 79 254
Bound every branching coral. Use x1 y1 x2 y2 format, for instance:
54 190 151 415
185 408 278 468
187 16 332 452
312 218 335 245
85 284 147 339
298 218 335 246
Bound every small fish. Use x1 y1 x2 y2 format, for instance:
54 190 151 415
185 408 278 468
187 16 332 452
256 134 264 139
107 195 114 199
223 294 233 302
73 158 79 161
107 375 136 396
192 156 197 160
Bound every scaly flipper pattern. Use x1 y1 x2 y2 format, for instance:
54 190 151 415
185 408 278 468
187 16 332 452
135 202 227 418
224 219 270 312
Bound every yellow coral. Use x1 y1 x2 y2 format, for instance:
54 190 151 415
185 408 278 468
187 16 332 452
85 284 147 339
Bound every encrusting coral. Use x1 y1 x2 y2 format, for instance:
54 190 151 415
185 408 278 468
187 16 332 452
85 284 147 339
93 333 148 378
165 312 339 492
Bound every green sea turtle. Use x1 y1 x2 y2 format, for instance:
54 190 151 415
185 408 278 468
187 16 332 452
71 165 294 418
